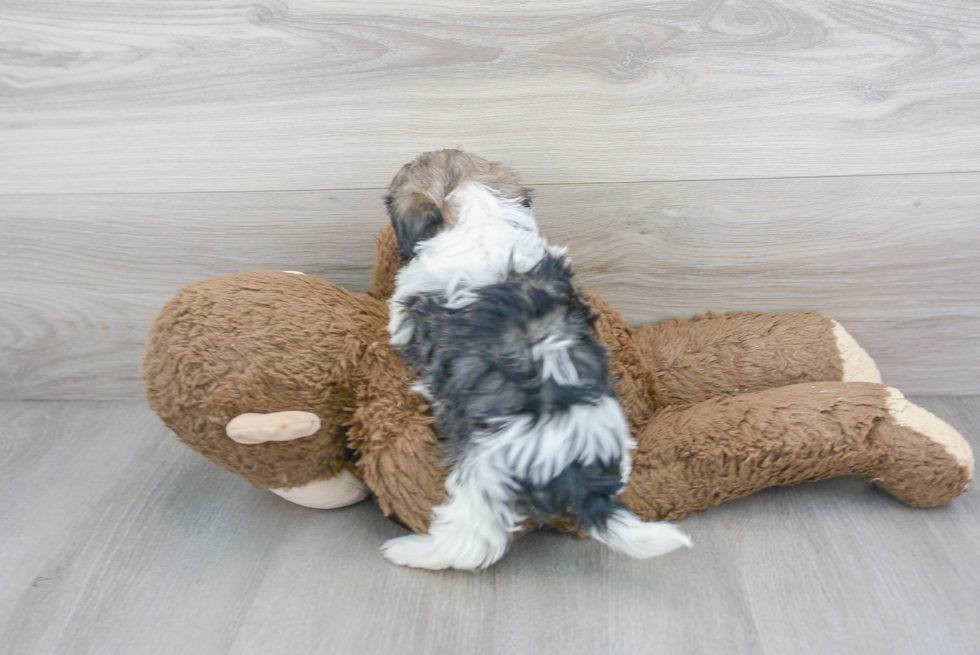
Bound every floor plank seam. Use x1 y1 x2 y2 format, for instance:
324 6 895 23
2 168 980 199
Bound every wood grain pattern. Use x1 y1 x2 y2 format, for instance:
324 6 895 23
2 0 980 193
2 172 977 399
0 189 387 399
548 173 980 396
0 398 977 654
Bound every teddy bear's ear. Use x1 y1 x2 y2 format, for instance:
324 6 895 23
369 225 403 302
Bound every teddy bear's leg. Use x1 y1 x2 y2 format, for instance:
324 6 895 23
633 312 881 406
623 381 973 522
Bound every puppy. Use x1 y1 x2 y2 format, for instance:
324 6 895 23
381 150 691 570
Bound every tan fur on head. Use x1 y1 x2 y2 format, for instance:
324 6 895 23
385 149 532 260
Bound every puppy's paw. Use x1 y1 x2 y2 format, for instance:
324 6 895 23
381 534 452 570
381 532 507 570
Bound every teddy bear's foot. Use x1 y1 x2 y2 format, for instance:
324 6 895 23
225 411 321 444
872 388 974 507
270 469 370 509
831 320 881 383
381 534 455 570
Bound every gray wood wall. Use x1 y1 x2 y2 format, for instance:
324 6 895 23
2 0 979 399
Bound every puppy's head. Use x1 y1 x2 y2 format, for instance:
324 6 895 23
385 149 533 260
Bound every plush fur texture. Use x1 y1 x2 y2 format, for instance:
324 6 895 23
381 150 690 569
633 311 846 407
144 272 360 489
144 270 449 530
622 381 974 520
143 218 974 556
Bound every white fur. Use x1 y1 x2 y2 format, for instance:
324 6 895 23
532 335 581 386
381 467 523 570
383 181 690 570
387 182 565 345
483 395 633 486
410 380 434 401
590 508 693 558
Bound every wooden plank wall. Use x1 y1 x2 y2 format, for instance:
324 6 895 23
2 0 979 399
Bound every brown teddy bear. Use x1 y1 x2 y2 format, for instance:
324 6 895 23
144 226 974 544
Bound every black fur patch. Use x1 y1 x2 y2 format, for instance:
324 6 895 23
397 254 624 529
520 188 534 208
517 461 624 530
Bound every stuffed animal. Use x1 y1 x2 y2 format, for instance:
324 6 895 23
144 227 974 543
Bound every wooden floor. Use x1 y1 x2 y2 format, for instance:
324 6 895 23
1 397 977 655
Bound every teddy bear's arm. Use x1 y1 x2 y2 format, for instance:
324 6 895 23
346 341 449 534
349 401 448 533
633 312 881 407
622 381 973 522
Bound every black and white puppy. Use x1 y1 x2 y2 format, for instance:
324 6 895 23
381 150 691 570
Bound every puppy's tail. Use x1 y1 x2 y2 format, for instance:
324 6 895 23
589 508 692 559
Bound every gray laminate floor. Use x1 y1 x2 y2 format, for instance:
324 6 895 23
1 398 977 655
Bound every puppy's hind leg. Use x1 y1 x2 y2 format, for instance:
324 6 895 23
541 460 691 560
381 469 518 571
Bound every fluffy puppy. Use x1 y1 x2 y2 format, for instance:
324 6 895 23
381 150 691 570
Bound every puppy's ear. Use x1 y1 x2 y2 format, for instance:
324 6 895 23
521 188 534 208
386 193 444 261
529 253 573 280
